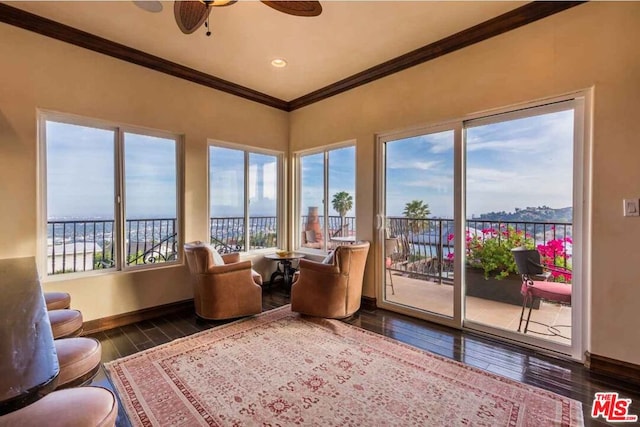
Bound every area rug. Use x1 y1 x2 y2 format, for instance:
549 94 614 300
104 306 583 426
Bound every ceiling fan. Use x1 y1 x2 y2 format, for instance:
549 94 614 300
174 1 322 37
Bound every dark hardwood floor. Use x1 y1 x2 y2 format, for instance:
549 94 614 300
88 289 638 427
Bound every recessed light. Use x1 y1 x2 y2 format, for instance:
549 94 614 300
271 58 288 68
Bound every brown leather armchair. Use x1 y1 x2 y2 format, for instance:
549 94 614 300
291 241 370 319
184 242 262 320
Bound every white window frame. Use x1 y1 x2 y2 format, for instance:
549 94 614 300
207 139 284 255
38 110 184 280
294 140 357 254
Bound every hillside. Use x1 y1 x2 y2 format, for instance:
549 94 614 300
473 206 572 222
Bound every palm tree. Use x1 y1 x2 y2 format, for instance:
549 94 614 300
403 200 430 233
331 191 353 236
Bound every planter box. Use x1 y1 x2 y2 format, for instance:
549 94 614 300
465 268 540 309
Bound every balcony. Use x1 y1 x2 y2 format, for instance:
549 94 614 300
385 273 572 345
385 217 572 345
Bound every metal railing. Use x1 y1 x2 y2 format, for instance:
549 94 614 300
299 215 356 249
47 216 571 282
300 215 356 237
387 217 572 283
209 216 278 253
47 218 177 275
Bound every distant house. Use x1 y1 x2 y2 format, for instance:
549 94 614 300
47 242 101 274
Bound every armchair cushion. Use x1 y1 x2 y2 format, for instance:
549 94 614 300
322 251 334 264
209 246 225 265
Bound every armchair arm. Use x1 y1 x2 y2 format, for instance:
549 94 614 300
222 253 240 264
207 260 253 274
298 258 340 275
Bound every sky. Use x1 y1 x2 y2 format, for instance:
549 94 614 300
46 121 177 219
300 146 356 218
47 106 573 221
385 108 574 218
209 146 278 217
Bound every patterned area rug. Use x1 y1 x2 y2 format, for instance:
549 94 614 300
105 306 583 426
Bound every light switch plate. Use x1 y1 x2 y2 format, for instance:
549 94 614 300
623 199 639 216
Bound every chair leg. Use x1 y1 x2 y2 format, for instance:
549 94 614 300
387 268 395 295
523 296 536 334
518 294 528 332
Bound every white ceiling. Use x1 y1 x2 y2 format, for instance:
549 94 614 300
7 1 525 101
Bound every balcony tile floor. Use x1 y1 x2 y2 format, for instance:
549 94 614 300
385 272 572 345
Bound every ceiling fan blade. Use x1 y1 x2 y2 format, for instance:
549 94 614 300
261 1 322 17
174 1 209 34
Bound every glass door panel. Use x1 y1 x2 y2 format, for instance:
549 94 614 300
464 103 576 349
382 129 455 318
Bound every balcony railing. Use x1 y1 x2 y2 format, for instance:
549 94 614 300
209 216 278 253
387 217 572 283
47 218 177 275
47 216 571 282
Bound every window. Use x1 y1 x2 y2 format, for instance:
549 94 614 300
297 143 356 252
209 143 281 253
40 113 181 276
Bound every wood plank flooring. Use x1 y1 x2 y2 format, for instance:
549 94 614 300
88 290 638 427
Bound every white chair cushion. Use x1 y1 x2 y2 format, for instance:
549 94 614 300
205 244 225 265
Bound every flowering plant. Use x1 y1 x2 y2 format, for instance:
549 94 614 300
445 225 573 282
466 226 534 279
537 237 572 282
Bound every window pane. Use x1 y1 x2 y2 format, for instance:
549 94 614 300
46 121 115 275
328 146 356 249
384 130 455 314
300 153 325 249
209 146 245 252
124 132 178 266
465 107 574 344
249 153 278 250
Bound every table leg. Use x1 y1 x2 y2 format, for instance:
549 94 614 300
282 260 292 294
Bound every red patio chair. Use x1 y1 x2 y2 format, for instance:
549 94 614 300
511 247 572 337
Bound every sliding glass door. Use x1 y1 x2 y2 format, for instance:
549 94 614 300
463 100 581 354
378 124 460 325
376 94 587 358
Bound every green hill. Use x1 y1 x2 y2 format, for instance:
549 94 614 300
474 206 572 222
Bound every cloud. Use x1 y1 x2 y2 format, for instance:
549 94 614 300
387 159 442 171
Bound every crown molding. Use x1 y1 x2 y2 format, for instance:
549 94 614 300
0 3 289 111
288 1 586 110
0 2 586 113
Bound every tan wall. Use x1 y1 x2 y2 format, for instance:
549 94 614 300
0 24 288 321
290 3 640 365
